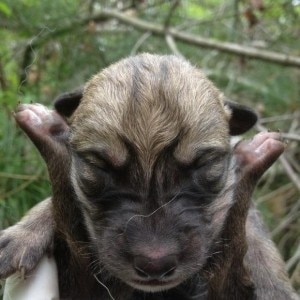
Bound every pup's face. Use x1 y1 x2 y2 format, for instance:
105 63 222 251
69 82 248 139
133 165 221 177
68 55 238 292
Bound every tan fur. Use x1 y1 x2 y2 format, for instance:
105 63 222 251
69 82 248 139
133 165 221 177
70 54 230 183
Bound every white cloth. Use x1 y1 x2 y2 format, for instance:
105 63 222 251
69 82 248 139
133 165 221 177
3 256 59 300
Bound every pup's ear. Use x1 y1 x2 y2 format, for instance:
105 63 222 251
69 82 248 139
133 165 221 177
54 89 83 118
225 100 258 136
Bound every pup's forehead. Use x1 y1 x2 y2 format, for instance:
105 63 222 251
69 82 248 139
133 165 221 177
70 54 230 167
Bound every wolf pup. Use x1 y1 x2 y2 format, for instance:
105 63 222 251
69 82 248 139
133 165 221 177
0 54 297 299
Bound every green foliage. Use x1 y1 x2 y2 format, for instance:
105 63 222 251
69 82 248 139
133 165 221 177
0 2 11 16
184 2 213 19
0 107 50 228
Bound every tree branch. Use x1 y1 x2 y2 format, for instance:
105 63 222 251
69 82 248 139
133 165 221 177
164 0 180 29
130 32 152 55
23 8 300 69
100 8 300 68
165 34 184 58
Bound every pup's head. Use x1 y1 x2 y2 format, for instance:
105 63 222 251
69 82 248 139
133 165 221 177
55 54 257 292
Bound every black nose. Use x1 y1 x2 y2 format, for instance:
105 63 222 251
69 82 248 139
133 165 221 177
133 255 178 279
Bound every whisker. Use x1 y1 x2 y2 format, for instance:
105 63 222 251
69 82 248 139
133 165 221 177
94 274 116 300
123 189 182 232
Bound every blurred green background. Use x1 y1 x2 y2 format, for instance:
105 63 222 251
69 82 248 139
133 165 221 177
0 0 299 293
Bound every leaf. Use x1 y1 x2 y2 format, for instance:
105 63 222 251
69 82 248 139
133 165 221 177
185 3 211 19
0 2 11 16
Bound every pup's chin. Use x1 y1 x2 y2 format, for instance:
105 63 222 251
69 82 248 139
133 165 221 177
126 278 181 292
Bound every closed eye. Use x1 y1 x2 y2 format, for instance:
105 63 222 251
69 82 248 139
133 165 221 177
77 151 110 171
74 146 129 171
191 154 231 194
192 151 230 172
177 147 230 170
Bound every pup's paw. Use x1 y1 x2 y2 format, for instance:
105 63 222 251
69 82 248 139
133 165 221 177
14 103 68 142
234 131 285 179
14 103 69 163
0 224 51 279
